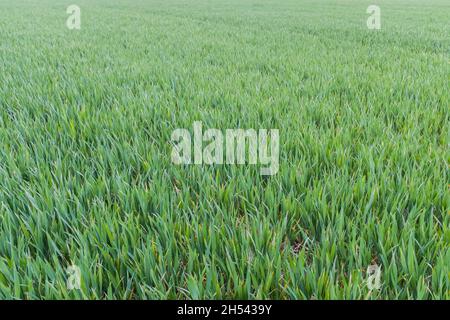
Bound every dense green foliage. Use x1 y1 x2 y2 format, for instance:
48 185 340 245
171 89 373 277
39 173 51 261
0 0 448 299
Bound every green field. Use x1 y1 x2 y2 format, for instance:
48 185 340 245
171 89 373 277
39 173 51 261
0 0 448 299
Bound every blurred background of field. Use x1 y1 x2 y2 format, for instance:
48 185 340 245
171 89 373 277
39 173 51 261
0 0 448 299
